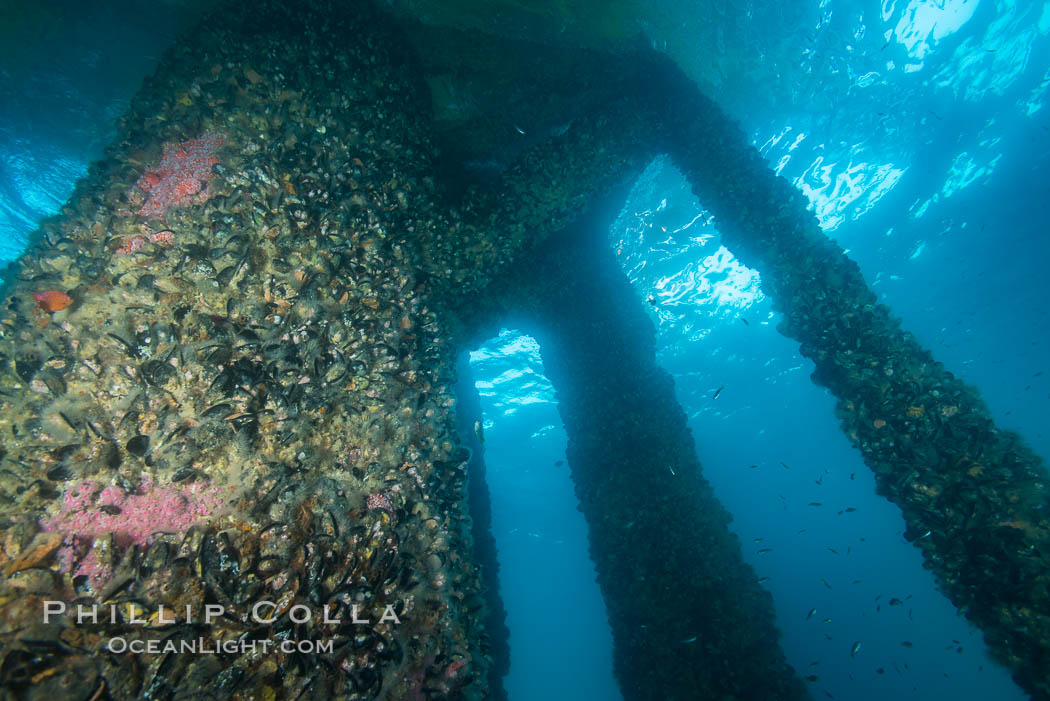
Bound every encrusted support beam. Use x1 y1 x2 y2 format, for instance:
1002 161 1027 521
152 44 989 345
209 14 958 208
408 26 663 296
454 357 510 701
656 64 1050 700
465 200 810 701
419 92 655 295
0 1 488 698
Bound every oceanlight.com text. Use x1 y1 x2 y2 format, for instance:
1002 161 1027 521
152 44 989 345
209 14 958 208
105 637 335 655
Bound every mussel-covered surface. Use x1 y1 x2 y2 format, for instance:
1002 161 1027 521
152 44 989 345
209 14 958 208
409 24 663 298
657 70 1050 699
0 1 486 698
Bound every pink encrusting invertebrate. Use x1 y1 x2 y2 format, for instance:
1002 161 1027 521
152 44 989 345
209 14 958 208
133 133 225 218
41 474 229 587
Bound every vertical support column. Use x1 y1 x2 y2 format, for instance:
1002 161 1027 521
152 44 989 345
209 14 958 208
483 207 809 701
455 357 511 701
656 62 1050 698
0 1 488 698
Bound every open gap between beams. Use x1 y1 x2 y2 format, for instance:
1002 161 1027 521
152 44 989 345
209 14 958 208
460 330 621 701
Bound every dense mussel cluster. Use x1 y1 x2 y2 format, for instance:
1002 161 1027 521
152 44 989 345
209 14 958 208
410 29 664 300
0 0 487 698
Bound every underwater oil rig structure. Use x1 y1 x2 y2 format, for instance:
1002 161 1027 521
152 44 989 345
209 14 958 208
0 1 1047 699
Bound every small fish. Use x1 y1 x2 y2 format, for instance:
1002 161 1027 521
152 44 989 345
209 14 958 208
749 464 759 469
805 675 819 682
821 578 833 589
753 537 764 542
758 548 772 554
681 636 697 644
889 597 903 606
901 641 914 648
809 502 823 507
33 290 74 313
780 461 791 469
827 547 839 555
757 576 771 583
823 618 833 623
806 608 817 620
473 420 484 444
555 460 564 466
740 318 750 326
851 641 862 657
844 507 857 513
713 385 725 399
514 125 526 135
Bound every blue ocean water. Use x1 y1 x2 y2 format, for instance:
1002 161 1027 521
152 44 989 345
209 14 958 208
0 0 211 264
2 1 1048 700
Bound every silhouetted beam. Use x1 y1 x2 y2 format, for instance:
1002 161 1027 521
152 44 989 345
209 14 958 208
473 200 810 701
653 62 1050 700
454 357 511 701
